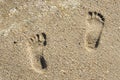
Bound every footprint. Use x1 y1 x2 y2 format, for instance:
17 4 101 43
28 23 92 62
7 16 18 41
28 32 47 73
85 11 105 51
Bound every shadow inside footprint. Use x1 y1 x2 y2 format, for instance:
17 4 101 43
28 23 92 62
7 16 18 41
95 35 101 48
40 55 47 69
42 33 47 46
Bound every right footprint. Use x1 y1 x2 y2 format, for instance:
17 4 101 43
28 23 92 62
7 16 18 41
85 11 105 51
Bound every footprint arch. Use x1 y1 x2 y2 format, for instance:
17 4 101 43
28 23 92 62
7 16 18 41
85 11 105 51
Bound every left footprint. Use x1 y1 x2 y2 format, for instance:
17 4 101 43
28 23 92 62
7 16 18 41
28 33 47 73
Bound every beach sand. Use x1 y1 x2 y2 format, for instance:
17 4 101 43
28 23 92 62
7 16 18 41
0 0 120 80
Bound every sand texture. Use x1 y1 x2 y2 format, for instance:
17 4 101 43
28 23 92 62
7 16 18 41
0 0 120 80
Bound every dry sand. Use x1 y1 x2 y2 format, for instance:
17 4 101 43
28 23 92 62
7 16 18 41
0 0 120 80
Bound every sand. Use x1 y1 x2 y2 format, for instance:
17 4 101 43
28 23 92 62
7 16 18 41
0 0 120 80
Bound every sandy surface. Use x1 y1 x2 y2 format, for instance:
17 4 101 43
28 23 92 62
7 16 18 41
0 0 120 80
